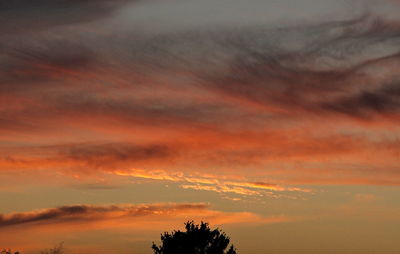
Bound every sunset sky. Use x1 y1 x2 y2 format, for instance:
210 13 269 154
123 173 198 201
1 0 400 253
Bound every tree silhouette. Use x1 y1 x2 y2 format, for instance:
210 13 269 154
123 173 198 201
152 221 237 254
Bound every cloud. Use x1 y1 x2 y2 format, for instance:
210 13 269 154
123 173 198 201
3 14 400 130
0 143 172 172
62 143 171 168
0 203 206 228
0 0 135 33
196 23 400 121
1 129 399 187
115 168 312 195
321 79 400 118
0 203 286 229
0 40 96 90
180 184 261 196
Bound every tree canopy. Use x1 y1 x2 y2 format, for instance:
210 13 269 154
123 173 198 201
152 221 237 254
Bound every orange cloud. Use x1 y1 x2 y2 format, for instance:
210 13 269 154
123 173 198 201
180 184 261 196
1 132 399 188
114 168 311 196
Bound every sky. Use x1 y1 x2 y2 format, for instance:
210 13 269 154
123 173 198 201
0 0 400 253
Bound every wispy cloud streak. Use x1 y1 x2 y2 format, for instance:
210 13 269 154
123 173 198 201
114 168 312 195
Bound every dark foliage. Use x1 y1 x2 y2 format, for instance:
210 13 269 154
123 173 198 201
152 221 237 254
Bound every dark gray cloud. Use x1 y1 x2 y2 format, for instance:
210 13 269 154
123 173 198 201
0 203 208 227
0 0 134 33
188 17 400 119
0 40 96 92
322 80 400 118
